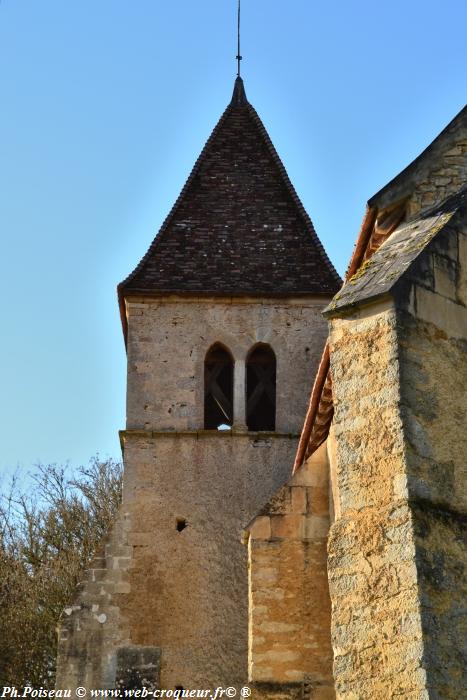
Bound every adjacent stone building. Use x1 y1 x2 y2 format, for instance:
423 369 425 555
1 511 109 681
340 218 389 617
245 105 467 699
56 80 466 699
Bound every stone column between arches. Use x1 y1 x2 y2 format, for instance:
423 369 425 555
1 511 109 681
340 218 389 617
233 358 248 431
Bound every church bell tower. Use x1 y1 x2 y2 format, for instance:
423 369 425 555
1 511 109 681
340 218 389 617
56 77 340 691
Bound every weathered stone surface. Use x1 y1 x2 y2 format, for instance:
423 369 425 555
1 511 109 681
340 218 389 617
56 295 331 691
407 138 467 220
116 646 160 691
395 219 467 700
326 206 467 698
323 195 464 317
368 106 467 221
126 296 328 434
246 444 333 694
251 681 335 700
326 304 428 698
56 431 304 690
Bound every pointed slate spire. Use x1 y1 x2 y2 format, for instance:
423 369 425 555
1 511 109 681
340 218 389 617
118 79 341 335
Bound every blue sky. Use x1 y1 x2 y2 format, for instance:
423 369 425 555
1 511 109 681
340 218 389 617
0 0 465 475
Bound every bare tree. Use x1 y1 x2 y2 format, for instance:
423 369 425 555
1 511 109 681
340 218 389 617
0 457 123 688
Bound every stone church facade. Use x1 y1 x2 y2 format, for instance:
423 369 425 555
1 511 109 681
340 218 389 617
56 80 467 699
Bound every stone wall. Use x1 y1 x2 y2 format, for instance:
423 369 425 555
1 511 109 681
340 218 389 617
126 296 329 433
370 109 467 220
395 214 467 699
326 212 467 698
56 511 134 690
57 294 331 691
327 301 428 699
57 432 301 690
246 443 334 700
407 138 467 220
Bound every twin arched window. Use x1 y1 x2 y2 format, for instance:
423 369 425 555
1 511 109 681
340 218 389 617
204 343 276 431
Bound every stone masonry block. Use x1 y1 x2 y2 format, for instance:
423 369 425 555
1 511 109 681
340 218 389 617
127 532 152 546
292 444 328 487
250 516 272 540
291 487 307 514
303 516 329 540
116 645 161 691
433 254 458 300
270 515 305 540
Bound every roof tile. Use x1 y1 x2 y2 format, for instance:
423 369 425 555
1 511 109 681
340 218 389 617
119 78 340 300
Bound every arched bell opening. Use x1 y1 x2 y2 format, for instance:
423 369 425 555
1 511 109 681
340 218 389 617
204 343 234 429
246 344 276 431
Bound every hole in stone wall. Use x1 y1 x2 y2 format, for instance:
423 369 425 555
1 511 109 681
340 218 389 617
176 518 187 532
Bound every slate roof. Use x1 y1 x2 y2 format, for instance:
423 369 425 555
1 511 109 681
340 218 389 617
118 78 340 304
292 200 407 470
324 187 466 316
292 105 467 472
293 186 467 473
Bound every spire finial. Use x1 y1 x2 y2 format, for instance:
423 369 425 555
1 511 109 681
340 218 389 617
236 0 242 77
